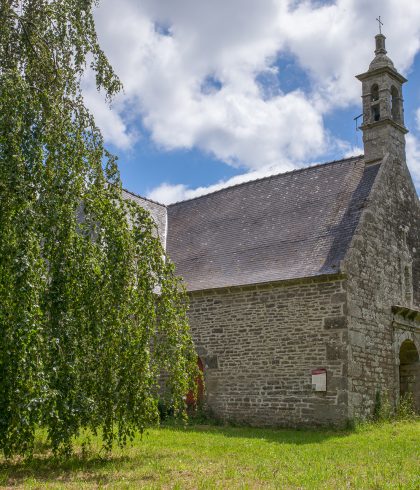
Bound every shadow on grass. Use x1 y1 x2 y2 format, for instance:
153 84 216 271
0 421 356 486
0 451 168 487
161 418 355 445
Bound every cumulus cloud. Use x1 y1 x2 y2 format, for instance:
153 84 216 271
278 0 420 108
91 0 329 167
406 134 420 189
82 79 136 150
147 164 291 204
86 0 420 196
343 146 364 159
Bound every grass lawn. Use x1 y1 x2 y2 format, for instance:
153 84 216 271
0 420 418 489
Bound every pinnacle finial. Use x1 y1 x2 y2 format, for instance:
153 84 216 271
375 33 387 55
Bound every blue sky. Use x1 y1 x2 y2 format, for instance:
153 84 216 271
87 0 420 203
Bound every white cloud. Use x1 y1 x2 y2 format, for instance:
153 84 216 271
147 183 190 205
91 0 328 166
147 90 326 169
278 0 420 108
86 0 420 178
147 165 290 204
416 108 420 132
406 134 420 189
343 146 364 159
82 72 136 150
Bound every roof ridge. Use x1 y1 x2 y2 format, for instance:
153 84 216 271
168 155 364 206
122 187 167 208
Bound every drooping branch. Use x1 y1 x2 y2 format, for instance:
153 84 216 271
0 0 197 458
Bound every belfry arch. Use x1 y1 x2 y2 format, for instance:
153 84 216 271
371 83 380 122
399 339 420 412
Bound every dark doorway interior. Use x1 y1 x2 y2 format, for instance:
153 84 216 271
186 357 204 408
399 340 420 413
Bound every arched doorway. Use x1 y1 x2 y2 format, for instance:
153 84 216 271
186 357 204 409
399 340 420 412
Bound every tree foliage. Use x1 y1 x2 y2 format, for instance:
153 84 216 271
0 0 197 457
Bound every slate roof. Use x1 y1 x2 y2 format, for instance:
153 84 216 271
166 156 381 291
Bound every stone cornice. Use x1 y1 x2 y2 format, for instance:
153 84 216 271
392 305 420 330
187 272 346 296
360 117 408 135
356 66 407 84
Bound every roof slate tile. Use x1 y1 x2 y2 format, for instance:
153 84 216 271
166 157 380 291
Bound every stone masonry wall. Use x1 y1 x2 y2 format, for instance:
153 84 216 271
187 276 349 427
344 153 420 419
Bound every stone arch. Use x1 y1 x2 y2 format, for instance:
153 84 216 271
399 339 420 412
371 84 380 122
371 83 379 101
391 85 401 122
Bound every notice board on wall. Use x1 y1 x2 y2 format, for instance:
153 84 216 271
312 368 327 392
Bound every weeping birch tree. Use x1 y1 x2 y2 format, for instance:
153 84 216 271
0 0 196 457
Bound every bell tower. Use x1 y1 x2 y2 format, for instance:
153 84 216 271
356 32 408 164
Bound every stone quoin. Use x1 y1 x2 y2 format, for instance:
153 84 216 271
125 33 420 426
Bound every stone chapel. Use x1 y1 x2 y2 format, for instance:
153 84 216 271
124 33 420 427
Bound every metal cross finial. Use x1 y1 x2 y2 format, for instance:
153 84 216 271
376 16 383 34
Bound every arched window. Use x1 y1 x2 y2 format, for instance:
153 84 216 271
391 86 400 122
371 84 379 102
371 84 380 122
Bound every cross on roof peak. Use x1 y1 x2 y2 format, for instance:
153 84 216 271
376 16 383 35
